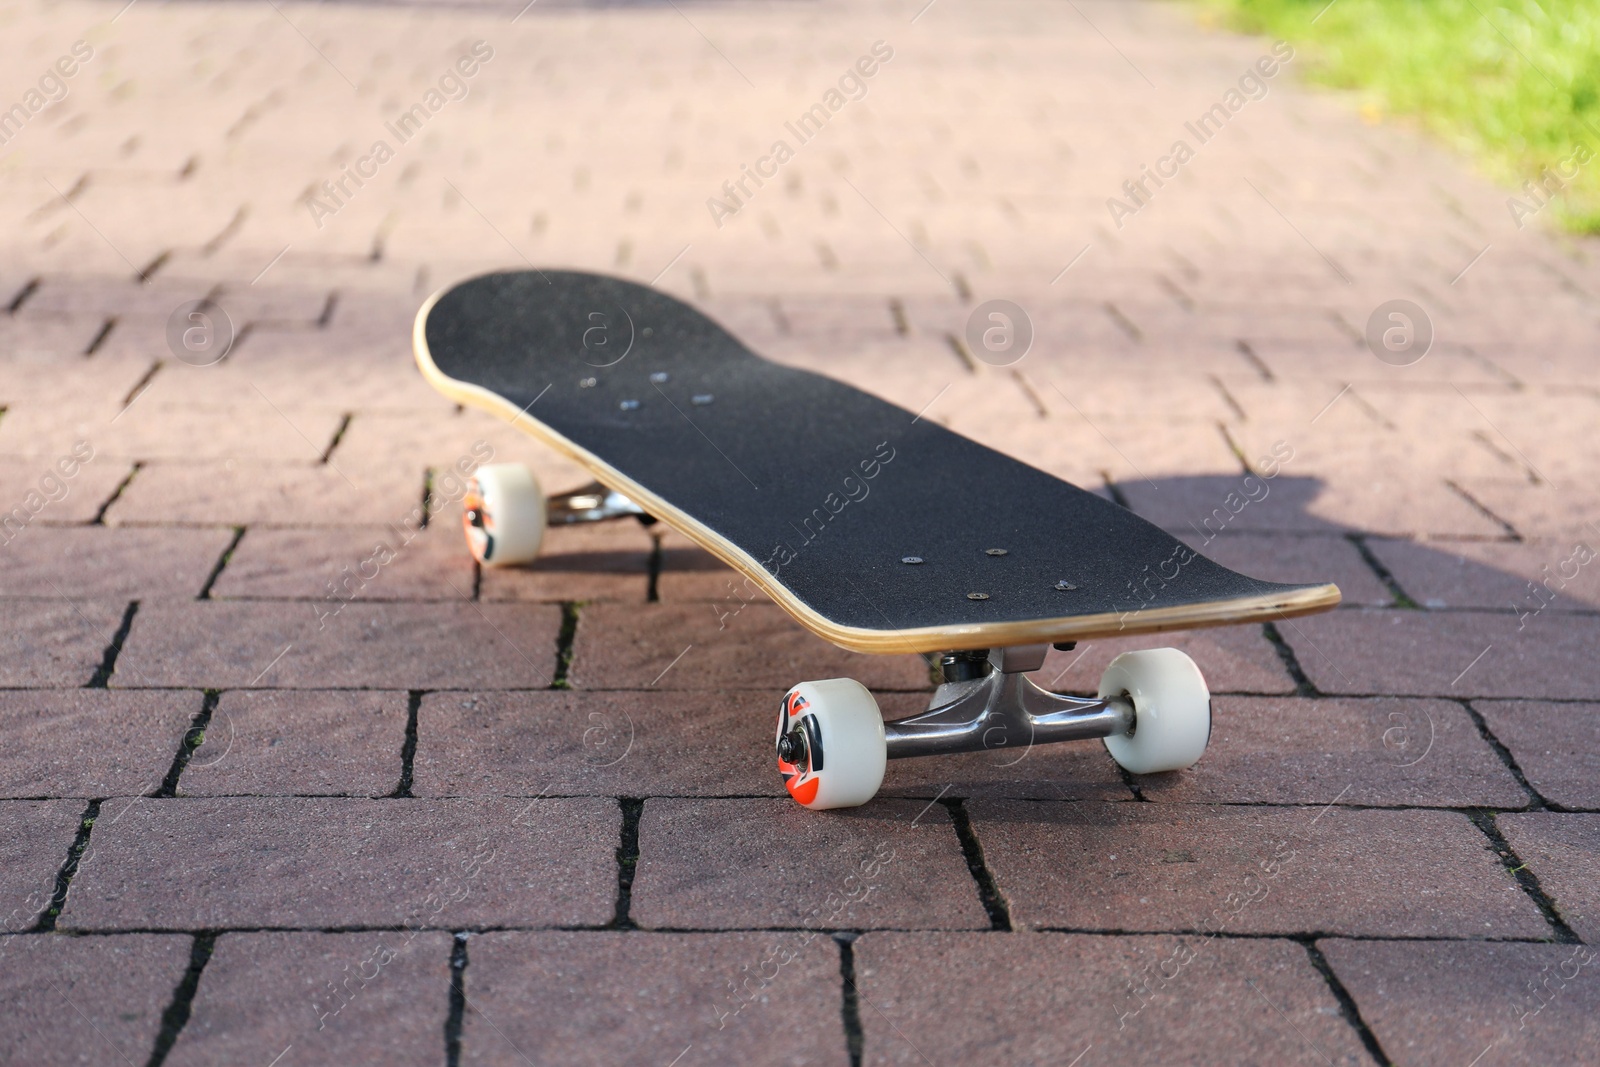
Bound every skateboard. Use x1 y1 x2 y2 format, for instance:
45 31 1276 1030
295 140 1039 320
414 269 1341 809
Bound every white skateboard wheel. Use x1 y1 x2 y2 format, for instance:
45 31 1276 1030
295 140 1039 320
462 463 545 566
776 678 887 810
1099 648 1211 774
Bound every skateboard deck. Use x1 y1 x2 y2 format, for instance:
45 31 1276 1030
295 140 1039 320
414 269 1340 655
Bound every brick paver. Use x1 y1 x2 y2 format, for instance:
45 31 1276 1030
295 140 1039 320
1137 695 1526 807
0 690 197 798
0 315 132 371
130 329 452 415
211 523 475 602
1476 701 1600 809
60 798 620 930
0 597 126 687
1367 538 1600 612
1283 609 1600 700
115 600 563 688
166 931 455 1067
0 933 191 1066
630 799 987 930
3 399 348 464
0 455 132 526
1 0 1597 1059
854 932 1374 1065
105 463 423 527
0 525 234 598
1322 939 1600 1067
461 931 849 1065
968 801 1549 938
1118 467 1510 540
1498 813 1600 942
180 689 410 796
0 800 86 932
415 688 781 798
1454 479 1600 540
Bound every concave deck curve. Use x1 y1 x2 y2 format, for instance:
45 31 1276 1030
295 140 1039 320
414 269 1340 654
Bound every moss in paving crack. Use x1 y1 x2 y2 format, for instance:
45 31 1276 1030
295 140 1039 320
551 602 582 689
611 797 644 929
156 691 220 797
32 799 100 932
1467 809 1580 941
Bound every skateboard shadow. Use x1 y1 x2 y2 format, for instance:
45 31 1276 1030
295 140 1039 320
1117 472 1593 614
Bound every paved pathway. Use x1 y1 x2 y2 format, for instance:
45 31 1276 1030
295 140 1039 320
1 0 1598 1063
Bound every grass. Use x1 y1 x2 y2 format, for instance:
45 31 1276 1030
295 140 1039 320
1196 0 1600 233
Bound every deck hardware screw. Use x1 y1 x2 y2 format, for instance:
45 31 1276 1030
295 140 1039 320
650 372 669 383
985 548 1007 556
620 399 641 411
1054 580 1078 591
692 394 714 405
642 327 653 337
579 377 597 388
901 556 923 564
967 592 990 600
